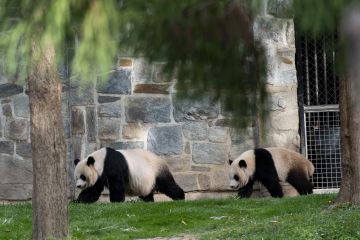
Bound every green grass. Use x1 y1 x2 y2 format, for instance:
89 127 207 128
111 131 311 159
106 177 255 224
1 194 360 239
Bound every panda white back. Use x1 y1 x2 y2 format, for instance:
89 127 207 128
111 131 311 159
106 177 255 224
266 147 314 182
118 149 166 196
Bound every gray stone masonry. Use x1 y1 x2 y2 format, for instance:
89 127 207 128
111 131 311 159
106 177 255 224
0 0 300 200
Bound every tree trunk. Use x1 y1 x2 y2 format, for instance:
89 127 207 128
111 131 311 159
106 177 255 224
336 75 352 203
338 6 360 204
28 41 68 239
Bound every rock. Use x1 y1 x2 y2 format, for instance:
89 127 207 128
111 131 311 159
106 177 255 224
98 96 121 104
229 140 255 160
164 155 191 172
184 142 191 154
71 107 85 135
191 166 211 172
98 100 121 118
133 83 170 94
122 123 145 140
118 58 133 67
72 136 83 160
97 69 131 94
98 118 120 140
267 0 293 18
107 141 144 150
0 83 23 98
192 143 227 165
182 122 208 141
230 127 254 145
16 142 32 158
2 104 12 117
173 95 220 122
208 127 229 143
210 169 230 190
5 118 29 141
0 184 32 200
86 107 97 142
69 85 95 105
13 94 30 118
173 173 198 192
126 97 171 123
133 58 151 83
198 174 210 190
147 126 183 155
271 110 298 131
152 62 171 83
0 141 14 155
0 154 32 184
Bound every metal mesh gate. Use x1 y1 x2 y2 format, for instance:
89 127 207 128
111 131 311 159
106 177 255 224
296 31 341 189
304 109 341 188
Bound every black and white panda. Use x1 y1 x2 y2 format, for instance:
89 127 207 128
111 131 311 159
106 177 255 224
74 147 185 203
229 147 314 198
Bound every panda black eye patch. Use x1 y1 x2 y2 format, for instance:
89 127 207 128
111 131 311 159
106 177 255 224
80 174 86 181
234 175 240 181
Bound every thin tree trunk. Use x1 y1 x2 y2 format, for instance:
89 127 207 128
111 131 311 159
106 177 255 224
339 6 360 204
336 75 352 203
28 41 68 239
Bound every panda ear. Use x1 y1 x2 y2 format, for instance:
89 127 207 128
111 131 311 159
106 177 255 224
228 159 233 165
87 156 95 166
74 159 80 166
239 159 247 168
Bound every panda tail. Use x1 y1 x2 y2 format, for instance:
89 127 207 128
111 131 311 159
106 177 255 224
308 161 315 177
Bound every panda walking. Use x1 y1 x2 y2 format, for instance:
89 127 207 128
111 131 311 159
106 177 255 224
74 147 185 203
229 147 314 198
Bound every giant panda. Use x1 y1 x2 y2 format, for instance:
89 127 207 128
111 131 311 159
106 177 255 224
74 147 185 203
229 147 314 198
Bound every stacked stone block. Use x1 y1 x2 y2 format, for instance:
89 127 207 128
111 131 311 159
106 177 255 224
0 83 33 200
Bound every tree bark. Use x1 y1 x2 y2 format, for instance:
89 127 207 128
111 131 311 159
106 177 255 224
338 6 360 204
28 41 68 239
336 75 352 203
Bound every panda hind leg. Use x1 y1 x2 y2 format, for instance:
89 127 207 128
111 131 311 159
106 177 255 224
260 179 284 198
139 193 154 202
108 176 126 202
155 170 185 200
287 169 313 195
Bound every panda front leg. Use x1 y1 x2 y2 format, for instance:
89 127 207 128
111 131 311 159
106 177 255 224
107 176 126 202
76 179 104 203
237 179 254 198
139 193 154 202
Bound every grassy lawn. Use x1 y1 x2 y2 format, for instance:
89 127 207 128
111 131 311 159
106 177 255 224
0 194 359 239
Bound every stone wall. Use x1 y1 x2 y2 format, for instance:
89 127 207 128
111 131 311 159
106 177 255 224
0 0 299 200
255 0 299 150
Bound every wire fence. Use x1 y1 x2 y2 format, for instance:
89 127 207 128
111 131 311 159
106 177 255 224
296 31 341 189
305 110 341 188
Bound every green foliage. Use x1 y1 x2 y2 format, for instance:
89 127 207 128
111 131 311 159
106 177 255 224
1 194 360 239
0 0 121 83
294 0 354 33
123 0 268 128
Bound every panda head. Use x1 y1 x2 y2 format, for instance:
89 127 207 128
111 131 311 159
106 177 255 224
74 148 106 190
228 150 256 190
